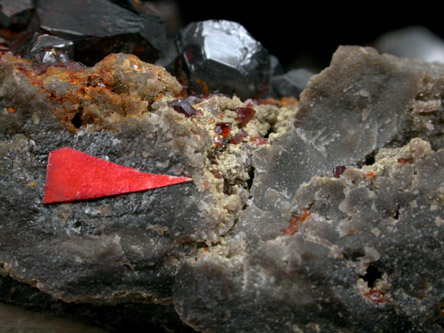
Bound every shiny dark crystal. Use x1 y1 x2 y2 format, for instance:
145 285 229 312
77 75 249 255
0 0 34 28
35 0 166 66
271 68 314 98
169 99 199 117
26 33 73 64
176 20 270 100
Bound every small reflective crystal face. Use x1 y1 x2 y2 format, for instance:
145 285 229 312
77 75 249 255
176 20 270 100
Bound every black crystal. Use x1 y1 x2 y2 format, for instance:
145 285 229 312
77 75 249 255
35 0 166 66
176 20 270 100
25 33 73 64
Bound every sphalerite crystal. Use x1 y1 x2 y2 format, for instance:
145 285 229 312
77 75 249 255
35 0 166 66
2 36 444 332
176 20 271 100
26 33 73 64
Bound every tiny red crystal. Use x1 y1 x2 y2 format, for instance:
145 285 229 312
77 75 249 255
234 106 255 126
210 169 223 179
333 166 347 178
300 210 310 222
214 122 231 137
284 216 299 235
397 158 410 164
42 148 192 204
229 129 248 144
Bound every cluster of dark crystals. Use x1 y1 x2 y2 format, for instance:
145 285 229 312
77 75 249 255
1 0 310 100
25 33 73 65
0 0 166 66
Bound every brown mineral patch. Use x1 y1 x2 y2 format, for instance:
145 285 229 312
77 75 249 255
0 53 182 131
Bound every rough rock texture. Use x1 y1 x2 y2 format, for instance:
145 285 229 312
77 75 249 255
0 51 262 305
174 47 444 332
2 45 444 331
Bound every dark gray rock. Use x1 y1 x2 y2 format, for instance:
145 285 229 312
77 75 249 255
175 138 444 333
0 0 33 28
270 68 314 98
176 20 270 100
36 0 166 66
0 53 243 305
3 45 444 332
173 47 444 332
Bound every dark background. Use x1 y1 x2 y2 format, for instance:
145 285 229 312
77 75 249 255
176 2 444 70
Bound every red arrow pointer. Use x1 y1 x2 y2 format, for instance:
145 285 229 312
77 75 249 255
42 147 192 204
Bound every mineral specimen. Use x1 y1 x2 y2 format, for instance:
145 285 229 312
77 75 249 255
0 48 275 325
2 41 444 332
26 33 73 64
176 20 270 100
35 0 166 66
173 47 444 332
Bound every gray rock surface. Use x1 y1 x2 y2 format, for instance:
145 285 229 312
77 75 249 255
2 45 444 331
174 47 444 332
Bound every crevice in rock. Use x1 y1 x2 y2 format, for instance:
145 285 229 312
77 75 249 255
246 166 255 191
71 108 84 128
393 204 400 220
358 151 376 167
0 275 192 332
360 263 383 288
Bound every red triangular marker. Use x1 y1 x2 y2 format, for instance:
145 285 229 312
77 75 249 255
42 147 192 204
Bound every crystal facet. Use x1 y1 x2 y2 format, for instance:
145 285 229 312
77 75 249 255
27 33 73 64
176 20 270 100
35 0 166 66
